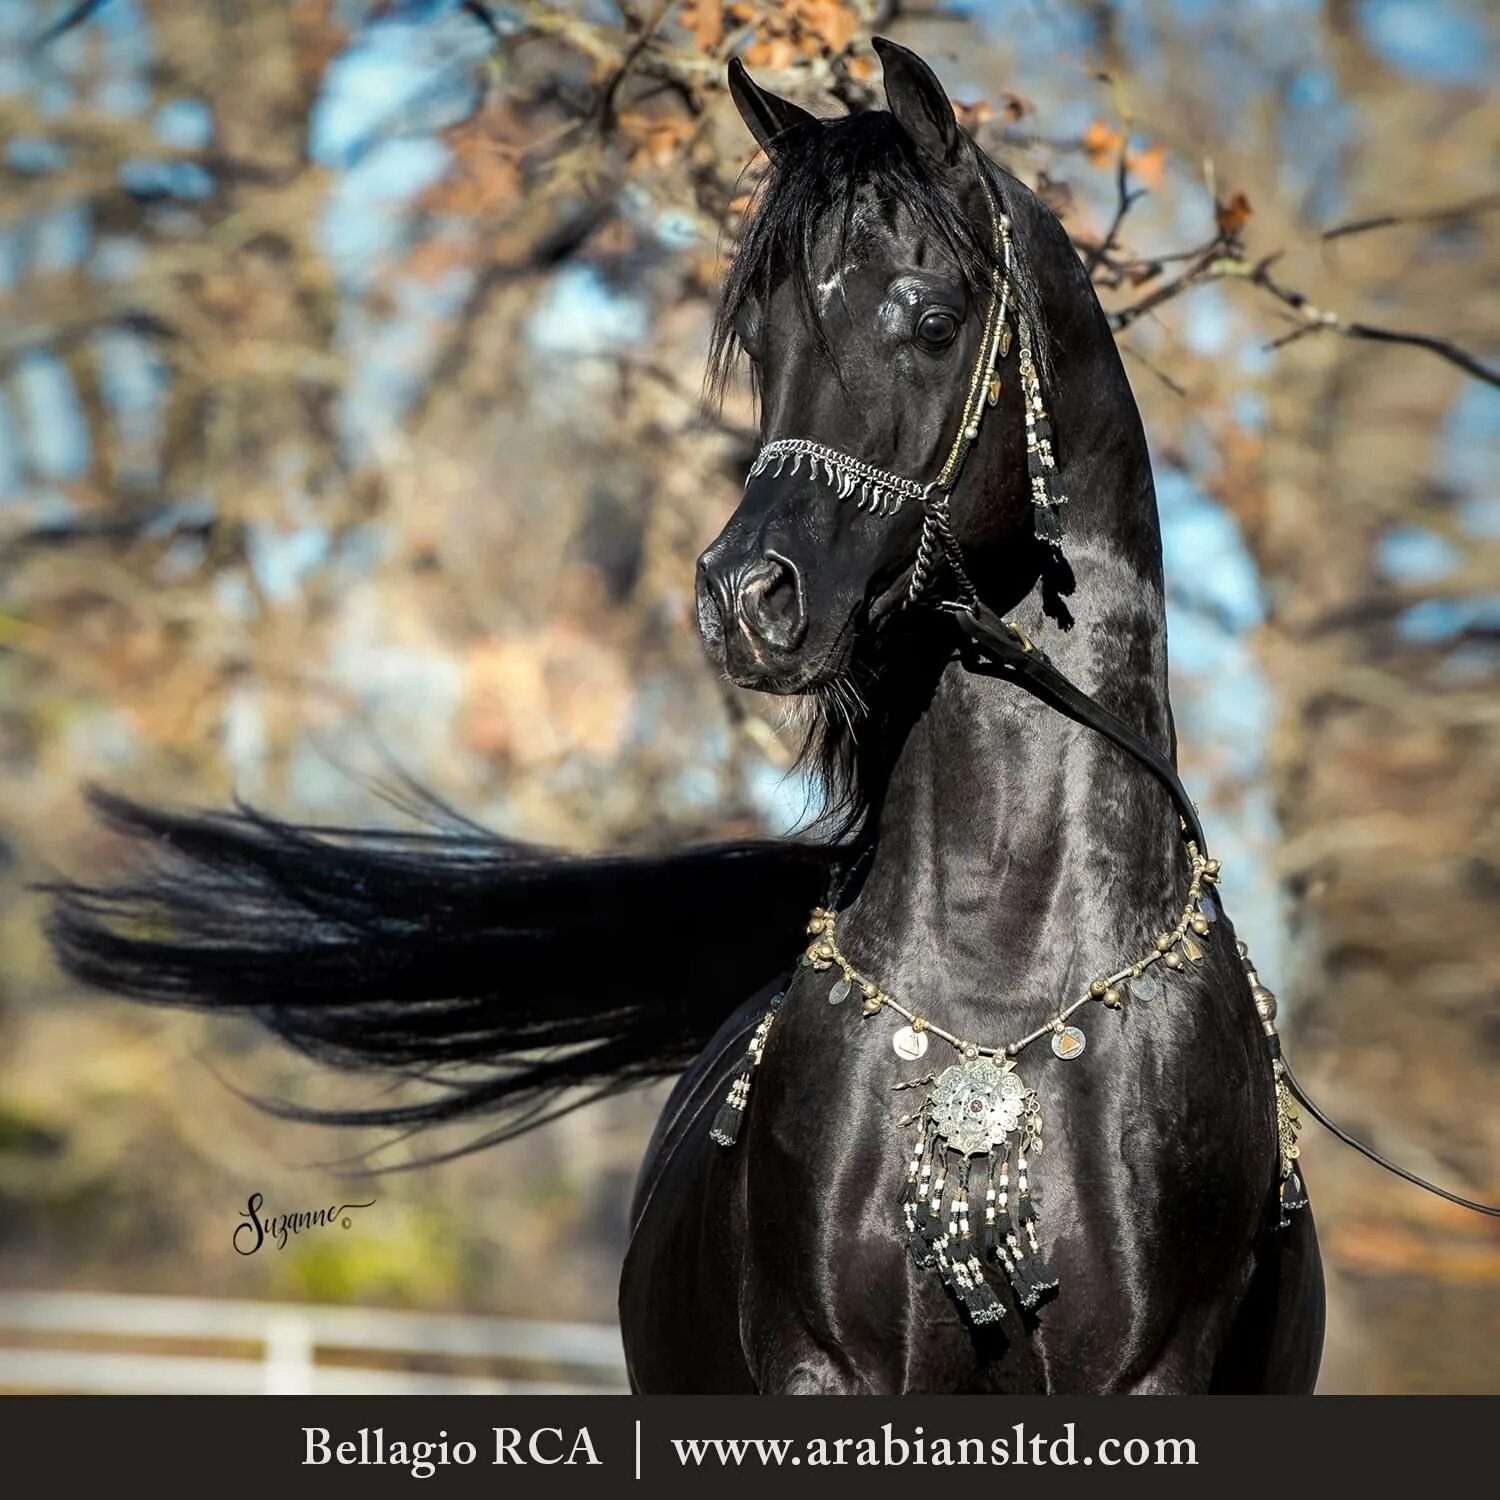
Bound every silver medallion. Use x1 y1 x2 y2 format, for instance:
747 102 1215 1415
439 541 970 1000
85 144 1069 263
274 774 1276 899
828 976 852 1005
1051 1025 1087 1060
892 1025 929 1061
1130 969 1163 1004
929 1058 1028 1156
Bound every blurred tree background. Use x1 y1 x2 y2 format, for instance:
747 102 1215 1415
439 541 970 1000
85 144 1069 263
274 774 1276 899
0 0 1495 1392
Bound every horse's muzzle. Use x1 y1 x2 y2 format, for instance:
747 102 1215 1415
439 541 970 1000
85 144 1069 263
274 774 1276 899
696 545 808 682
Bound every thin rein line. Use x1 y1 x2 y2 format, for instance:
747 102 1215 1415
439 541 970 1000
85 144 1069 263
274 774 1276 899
1277 1058 1500 1217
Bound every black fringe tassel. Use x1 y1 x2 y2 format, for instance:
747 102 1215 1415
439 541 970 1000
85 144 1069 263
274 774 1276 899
1028 410 1066 543
1006 1149 1058 1308
901 1122 1010 1326
709 993 782 1149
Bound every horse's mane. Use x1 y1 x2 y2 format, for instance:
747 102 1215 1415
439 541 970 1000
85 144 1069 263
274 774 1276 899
706 111 1052 838
708 111 1050 405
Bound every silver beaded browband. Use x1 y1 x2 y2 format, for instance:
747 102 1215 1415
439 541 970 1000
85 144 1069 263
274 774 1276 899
746 437 929 516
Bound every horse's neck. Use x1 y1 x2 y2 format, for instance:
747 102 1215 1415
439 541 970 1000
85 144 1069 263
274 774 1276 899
841 543 1183 1026
839 206 1188 1024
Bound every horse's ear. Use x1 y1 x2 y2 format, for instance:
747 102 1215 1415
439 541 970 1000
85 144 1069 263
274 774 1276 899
872 37 964 166
727 56 817 158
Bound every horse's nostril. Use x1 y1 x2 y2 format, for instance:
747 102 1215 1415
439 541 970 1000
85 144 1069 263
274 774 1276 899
695 556 730 663
737 553 806 652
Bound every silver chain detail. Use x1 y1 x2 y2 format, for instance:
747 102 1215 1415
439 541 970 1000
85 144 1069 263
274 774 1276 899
746 438 928 516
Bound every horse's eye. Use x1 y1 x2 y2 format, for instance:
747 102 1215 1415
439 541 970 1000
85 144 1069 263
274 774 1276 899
916 309 961 349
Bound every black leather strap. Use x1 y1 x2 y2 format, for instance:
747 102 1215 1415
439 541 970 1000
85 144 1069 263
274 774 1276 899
946 600 1500 1218
943 600 1208 855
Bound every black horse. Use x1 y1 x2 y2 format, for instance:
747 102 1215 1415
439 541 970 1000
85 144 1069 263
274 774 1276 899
49 41 1324 1393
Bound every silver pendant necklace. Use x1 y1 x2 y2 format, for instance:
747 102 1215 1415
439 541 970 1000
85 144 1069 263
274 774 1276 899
706 835 1310 1331
792 838 1218 1320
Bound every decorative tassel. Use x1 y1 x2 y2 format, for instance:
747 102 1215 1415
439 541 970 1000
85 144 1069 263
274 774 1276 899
1012 1152 1058 1302
709 993 782 1148
1274 1064 1307 1225
965 1265 1005 1325
1033 498 1065 542
902 1125 938 1265
709 1073 750 1148
898 1060 1049 1325
1282 1167 1308 1212
1017 315 1068 541
981 1158 1004 1265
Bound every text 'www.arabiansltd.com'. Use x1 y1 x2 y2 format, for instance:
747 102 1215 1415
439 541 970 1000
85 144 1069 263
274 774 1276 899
667 1424 1197 1469
302 1422 1197 1479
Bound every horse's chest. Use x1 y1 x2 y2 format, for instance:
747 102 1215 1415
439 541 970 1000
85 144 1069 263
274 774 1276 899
732 980 1271 1390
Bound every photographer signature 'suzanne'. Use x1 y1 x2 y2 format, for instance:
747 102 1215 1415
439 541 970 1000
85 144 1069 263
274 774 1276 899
233 1192 375 1255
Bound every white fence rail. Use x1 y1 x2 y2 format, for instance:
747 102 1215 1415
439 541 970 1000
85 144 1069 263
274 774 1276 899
0 1291 629 1395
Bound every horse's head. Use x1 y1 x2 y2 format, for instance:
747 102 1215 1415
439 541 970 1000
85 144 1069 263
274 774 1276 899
697 39 1040 695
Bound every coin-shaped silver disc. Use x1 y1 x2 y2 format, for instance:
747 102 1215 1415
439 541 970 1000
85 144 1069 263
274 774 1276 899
1051 1025 1087 1060
892 1025 929 1061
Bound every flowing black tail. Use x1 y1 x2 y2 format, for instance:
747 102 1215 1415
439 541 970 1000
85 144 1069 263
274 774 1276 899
46 789 835 1142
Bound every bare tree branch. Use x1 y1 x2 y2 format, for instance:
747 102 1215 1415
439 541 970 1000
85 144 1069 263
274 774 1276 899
1106 240 1499 388
1082 143 1146 277
31 0 112 49
1320 192 1500 243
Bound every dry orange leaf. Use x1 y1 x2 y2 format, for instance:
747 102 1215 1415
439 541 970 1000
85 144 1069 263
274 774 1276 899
1326 1222 1500 1285
405 238 473 284
689 250 722 288
617 112 696 169
745 35 797 69
424 157 521 218
801 0 856 53
1127 143 1167 189
589 216 636 258
953 99 993 133
1082 118 1124 167
682 0 725 51
1215 190 1254 239
289 0 347 88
